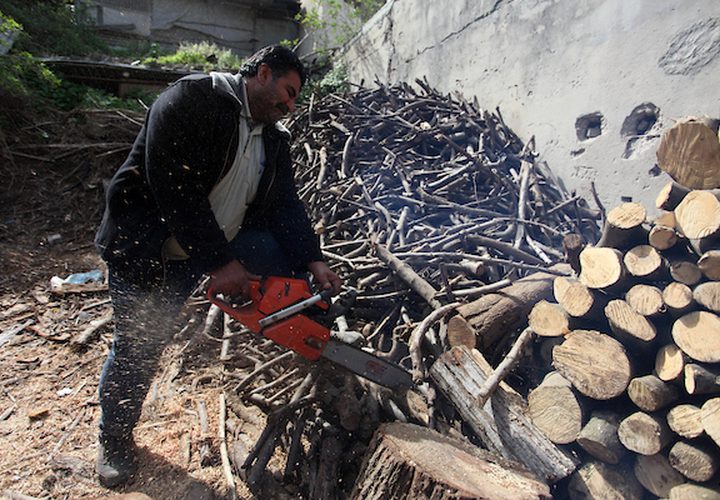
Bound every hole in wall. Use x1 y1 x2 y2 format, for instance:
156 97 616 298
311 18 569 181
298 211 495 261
621 103 661 159
575 112 604 141
621 103 659 137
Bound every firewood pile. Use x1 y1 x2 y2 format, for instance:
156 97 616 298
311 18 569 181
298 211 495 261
519 117 720 499
214 82 609 499
287 80 601 359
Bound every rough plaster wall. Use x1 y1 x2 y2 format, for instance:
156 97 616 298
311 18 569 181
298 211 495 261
343 0 720 212
100 1 298 55
101 8 152 35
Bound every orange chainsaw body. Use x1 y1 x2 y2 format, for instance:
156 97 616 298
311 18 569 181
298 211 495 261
208 277 330 361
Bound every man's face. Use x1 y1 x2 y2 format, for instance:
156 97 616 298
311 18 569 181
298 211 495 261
249 64 301 124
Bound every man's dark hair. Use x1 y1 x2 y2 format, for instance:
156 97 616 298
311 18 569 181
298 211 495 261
240 44 306 87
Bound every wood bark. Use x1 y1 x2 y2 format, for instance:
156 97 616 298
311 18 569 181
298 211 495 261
666 404 704 439
528 300 571 337
527 371 583 444
685 363 720 395
562 233 584 274
672 311 720 362
567 461 643 500
429 346 578 482
351 422 552 500
633 453 685 498
655 181 691 211
668 440 720 482
456 264 571 351
627 374 679 412
617 411 673 455
656 117 720 190
597 202 647 250
576 411 624 465
552 330 632 400
579 247 626 291
698 249 720 280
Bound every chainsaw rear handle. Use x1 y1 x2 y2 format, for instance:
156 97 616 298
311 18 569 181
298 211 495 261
207 276 332 361
207 280 264 332
207 276 331 321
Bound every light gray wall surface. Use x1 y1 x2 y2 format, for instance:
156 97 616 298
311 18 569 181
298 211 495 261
95 0 299 55
342 0 720 212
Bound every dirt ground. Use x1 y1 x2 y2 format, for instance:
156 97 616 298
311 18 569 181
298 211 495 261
0 106 278 499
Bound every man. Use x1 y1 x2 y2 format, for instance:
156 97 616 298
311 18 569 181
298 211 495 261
94 44 341 487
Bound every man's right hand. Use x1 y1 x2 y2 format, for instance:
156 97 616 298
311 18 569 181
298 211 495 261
208 259 259 298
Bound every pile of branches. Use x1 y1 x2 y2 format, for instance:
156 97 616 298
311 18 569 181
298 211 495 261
287 80 601 348
214 81 604 497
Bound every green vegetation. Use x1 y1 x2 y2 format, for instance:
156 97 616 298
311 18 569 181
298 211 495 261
287 0 382 102
299 62 349 102
293 0 384 51
0 1 153 112
143 41 244 72
0 0 106 56
0 0 375 112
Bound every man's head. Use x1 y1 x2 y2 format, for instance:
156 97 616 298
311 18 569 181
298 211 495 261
241 45 306 125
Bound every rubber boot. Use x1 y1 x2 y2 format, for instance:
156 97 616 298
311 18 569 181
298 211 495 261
96 433 138 488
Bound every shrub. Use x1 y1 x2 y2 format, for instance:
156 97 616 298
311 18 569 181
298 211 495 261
144 41 244 71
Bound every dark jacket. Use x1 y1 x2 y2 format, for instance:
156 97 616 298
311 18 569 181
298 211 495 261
95 73 322 276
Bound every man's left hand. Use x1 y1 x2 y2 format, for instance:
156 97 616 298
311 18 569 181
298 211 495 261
307 261 342 296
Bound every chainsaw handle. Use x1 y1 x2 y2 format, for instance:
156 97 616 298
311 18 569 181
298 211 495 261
207 280 264 332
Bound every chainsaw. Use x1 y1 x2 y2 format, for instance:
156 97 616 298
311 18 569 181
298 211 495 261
208 276 413 390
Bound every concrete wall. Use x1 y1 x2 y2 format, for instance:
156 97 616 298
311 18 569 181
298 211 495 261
93 0 300 55
342 0 720 212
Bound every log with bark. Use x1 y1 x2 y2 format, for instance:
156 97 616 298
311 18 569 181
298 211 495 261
351 422 551 499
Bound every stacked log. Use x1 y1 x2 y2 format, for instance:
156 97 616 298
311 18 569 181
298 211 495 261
524 117 720 498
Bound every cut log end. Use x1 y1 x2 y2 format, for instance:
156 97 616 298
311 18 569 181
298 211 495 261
624 245 663 278
618 411 672 456
552 330 631 400
672 311 720 363
579 247 625 290
675 190 720 239
528 300 570 337
667 404 703 439
553 277 597 318
655 344 684 382
656 118 720 190
605 299 656 344
626 284 665 317
606 202 647 229
663 282 694 315
527 372 582 444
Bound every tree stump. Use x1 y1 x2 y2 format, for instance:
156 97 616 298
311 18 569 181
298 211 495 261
350 422 551 500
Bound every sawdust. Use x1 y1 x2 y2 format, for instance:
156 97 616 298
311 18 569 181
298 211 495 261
0 107 281 499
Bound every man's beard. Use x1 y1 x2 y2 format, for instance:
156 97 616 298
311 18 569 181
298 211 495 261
254 87 286 124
